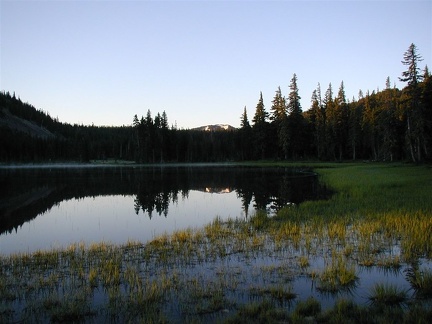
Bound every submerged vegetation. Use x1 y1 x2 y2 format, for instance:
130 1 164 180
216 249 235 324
1 163 432 322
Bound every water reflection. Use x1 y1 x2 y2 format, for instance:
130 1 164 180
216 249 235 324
0 165 329 254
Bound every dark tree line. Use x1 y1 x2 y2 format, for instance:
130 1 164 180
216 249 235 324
0 92 135 162
235 43 431 162
1 44 430 163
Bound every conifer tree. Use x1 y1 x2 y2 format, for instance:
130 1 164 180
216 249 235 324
252 92 269 159
286 74 305 158
379 77 399 161
362 90 379 160
161 111 168 129
270 86 288 159
399 43 424 162
421 65 432 160
323 83 335 159
333 81 349 160
307 87 325 159
240 106 251 129
252 92 268 125
270 86 287 122
347 95 362 160
239 106 252 160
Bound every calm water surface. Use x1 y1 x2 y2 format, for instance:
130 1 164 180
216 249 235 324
0 165 326 255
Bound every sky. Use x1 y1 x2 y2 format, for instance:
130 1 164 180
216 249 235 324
1 0 431 129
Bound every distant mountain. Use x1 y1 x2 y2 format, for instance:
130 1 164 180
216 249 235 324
192 124 236 132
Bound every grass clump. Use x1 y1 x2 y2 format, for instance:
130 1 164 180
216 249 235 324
368 283 408 307
317 255 357 293
405 267 432 298
225 300 289 324
249 285 296 302
249 210 271 230
319 299 365 324
293 297 321 318
298 255 310 269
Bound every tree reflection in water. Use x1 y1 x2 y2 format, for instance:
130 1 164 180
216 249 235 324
0 165 330 235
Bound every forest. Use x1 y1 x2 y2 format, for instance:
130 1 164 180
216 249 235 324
1 44 431 163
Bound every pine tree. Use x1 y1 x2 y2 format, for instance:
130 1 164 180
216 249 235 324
307 87 326 159
252 92 269 159
421 65 432 160
333 81 349 160
239 106 252 160
347 96 362 160
161 111 168 129
362 90 379 160
240 106 251 129
323 83 335 159
287 74 302 116
286 74 305 159
270 86 288 159
252 92 268 125
400 43 423 87
133 114 141 162
399 43 424 162
378 77 400 161
270 86 287 122
143 109 155 162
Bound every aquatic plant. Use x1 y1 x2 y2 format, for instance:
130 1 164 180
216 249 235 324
317 254 357 292
249 285 296 302
293 297 321 317
405 267 432 298
249 210 271 230
368 283 408 306
226 300 289 323
298 255 310 269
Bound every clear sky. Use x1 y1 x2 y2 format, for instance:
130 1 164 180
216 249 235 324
1 0 431 129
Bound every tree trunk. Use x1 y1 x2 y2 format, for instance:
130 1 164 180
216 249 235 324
352 139 356 160
407 116 416 162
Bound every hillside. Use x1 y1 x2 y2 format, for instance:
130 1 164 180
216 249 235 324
0 108 55 139
0 91 135 163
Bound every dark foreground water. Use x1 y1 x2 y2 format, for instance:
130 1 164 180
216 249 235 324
0 164 327 255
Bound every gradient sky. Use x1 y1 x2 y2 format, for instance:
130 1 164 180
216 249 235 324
1 0 431 129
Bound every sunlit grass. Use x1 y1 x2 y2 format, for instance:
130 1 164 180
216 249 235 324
317 253 358 293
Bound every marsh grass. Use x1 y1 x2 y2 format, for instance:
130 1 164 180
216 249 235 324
249 285 296 302
368 283 408 307
1 163 432 322
298 255 310 269
293 297 321 317
405 267 432 298
317 254 358 293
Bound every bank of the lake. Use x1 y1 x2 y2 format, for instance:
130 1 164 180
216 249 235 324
1 163 432 323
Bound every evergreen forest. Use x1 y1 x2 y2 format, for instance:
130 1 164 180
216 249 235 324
1 43 431 163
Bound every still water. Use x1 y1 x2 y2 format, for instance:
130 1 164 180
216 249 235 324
0 165 326 255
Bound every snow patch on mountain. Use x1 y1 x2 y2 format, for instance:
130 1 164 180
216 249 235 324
193 124 236 132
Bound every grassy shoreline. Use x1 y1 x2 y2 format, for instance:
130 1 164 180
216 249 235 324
1 162 432 322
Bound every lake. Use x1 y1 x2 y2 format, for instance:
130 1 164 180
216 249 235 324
0 164 326 255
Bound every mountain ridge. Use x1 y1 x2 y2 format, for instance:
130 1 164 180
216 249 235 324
192 124 236 132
